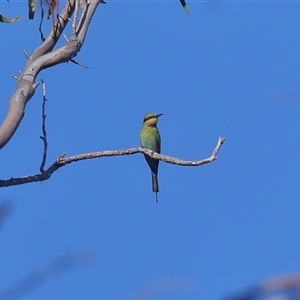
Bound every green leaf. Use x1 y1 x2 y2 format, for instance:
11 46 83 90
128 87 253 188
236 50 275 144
28 0 37 19
0 13 21 23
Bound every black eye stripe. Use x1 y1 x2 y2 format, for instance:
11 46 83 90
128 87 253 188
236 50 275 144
144 115 155 122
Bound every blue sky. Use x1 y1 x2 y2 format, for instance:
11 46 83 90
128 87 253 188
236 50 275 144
0 0 300 299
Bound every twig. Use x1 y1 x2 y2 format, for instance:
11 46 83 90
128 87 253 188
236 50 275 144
70 58 88 68
0 0 103 150
22 49 29 60
72 0 79 36
39 0 46 41
0 137 225 188
39 80 48 173
62 33 69 42
33 82 40 90
76 0 87 31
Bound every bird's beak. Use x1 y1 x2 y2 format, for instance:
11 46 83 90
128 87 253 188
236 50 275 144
156 113 164 118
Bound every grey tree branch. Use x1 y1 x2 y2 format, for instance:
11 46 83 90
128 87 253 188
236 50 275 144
0 137 225 188
0 0 103 150
39 80 48 173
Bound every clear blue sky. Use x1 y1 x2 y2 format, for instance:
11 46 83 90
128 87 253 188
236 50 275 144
0 0 300 299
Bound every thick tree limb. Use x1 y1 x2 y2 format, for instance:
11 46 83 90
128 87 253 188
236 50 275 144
0 137 225 188
0 0 103 150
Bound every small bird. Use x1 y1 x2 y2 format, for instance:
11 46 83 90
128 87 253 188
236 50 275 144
179 0 189 16
140 113 163 203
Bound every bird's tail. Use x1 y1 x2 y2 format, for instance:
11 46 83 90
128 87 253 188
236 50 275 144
152 174 159 203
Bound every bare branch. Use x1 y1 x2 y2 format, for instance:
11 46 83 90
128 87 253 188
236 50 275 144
0 0 104 150
28 0 76 63
69 58 89 68
63 33 69 42
39 80 48 173
22 49 29 60
0 138 225 188
33 82 40 90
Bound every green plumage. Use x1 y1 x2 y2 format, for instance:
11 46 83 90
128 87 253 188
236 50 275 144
140 113 163 203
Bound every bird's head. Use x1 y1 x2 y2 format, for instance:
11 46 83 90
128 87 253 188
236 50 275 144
143 113 163 126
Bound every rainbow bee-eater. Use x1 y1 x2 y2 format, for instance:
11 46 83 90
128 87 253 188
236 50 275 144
140 113 163 203
179 0 189 16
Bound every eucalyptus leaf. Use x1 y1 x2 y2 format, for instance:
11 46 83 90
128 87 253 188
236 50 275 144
0 14 21 23
28 0 37 19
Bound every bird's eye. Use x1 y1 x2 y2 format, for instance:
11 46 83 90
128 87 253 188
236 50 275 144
144 115 154 122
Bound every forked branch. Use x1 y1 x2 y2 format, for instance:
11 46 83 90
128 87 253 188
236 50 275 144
0 138 225 187
0 0 103 150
